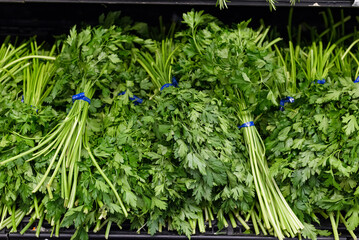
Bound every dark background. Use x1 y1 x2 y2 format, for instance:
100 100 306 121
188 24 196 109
0 2 358 42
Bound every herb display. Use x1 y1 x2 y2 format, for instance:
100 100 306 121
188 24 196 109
0 10 358 240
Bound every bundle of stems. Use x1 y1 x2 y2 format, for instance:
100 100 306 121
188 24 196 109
22 41 56 109
0 81 127 216
235 89 304 240
0 39 56 86
0 39 29 85
136 39 180 91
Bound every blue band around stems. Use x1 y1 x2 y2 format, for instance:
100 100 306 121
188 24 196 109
119 91 143 105
238 121 255 130
279 96 294 111
354 76 359 83
160 77 178 91
21 95 38 113
72 92 91 104
313 79 326 84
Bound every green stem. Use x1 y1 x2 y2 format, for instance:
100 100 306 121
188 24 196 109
32 126 69 193
0 124 61 165
339 212 357 240
234 211 250 230
189 219 196 234
318 209 329 219
99 219 110 233
62 157 69 207
251 211 260 235
46 117 79 193
105 221 112 239
168 218 172 231
204 207 209 221
0 205 7 229
10 211 26 233
254 211 268 235
198 211 206 233
50 224 55 238
94 220 101 233
68 162 79 209
1 210 21 230
86 148 128 217
11 205 16 232
55 219 60 237
20 218 35 235
2 55 56 70
36 213 45 238
329 212 339 240
159 222 162 233
228 212 237 229
34 197 40 219
208 207 214 221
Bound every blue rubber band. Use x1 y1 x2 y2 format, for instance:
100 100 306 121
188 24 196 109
21 95 38 113
160 77 178 91
72 92 91 104
119 91 143 105
238 121 255 130
172 77 178 87
279 96 294 111
313 79 326 84
354 76 359 83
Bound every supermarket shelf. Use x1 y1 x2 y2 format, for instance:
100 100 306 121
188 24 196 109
0 0 356 7
2 218 355 240
5 233 351 240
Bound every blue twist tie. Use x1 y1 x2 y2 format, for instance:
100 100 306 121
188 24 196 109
354 76 359 83
279 96 294 111
72 92 91 104
172 77 178 87
119 91 143 105
160 77 178 91
21 95 38 113
313 79 326 84
238 121 255 130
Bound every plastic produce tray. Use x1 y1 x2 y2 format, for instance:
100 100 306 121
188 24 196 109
1 217 355 240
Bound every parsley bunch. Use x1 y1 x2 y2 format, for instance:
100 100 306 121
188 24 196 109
136 30 255 235
177 10 304 239
0 24 147 239
265 77 359 239
0 40 62 236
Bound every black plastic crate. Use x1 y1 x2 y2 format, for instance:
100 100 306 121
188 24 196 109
4 216 356 240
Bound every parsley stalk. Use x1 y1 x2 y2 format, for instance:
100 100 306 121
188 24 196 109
105 220 112 239
237 99 303 240
0 206 7 229
22 41 56 110
338 212 357 240
0 40 30 85
84 134 128 217
328 212 339 240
